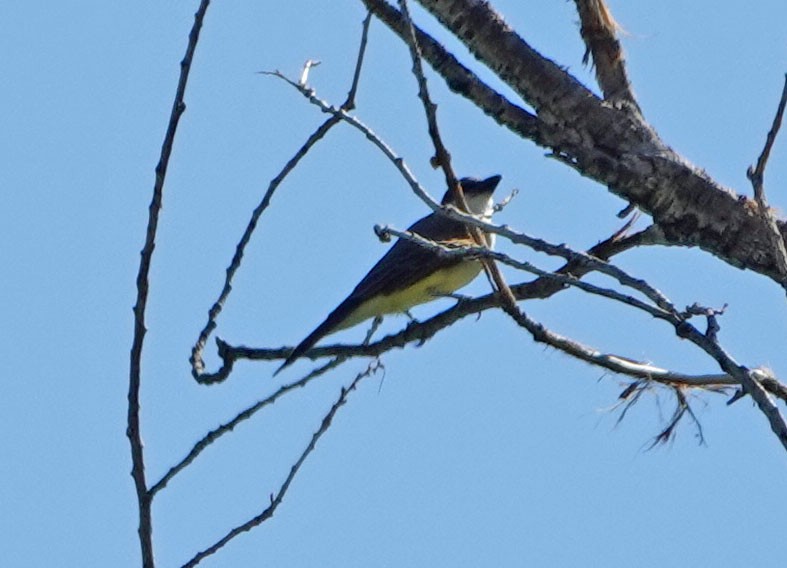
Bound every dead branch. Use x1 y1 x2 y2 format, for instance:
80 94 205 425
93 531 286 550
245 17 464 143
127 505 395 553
128 1 212 566
365 0 787 285
397 0 524 337
180 361 381 568
150 358 343 497
190 14 373 383
375 225 673 321
746 75 787 283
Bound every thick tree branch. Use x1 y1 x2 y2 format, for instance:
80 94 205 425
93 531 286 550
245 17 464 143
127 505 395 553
363 0 787 286
360 0 542 142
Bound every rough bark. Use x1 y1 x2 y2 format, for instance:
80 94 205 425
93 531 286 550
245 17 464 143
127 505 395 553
365 0 787 285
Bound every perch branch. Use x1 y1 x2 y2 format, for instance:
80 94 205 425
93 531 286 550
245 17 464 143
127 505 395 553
270 73 675 316
397 0 522 333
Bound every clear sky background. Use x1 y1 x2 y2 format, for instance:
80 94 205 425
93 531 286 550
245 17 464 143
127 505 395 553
2 2 786 567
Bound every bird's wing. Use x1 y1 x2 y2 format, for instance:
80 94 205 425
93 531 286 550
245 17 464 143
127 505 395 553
346 214 473 300
276 213 474 373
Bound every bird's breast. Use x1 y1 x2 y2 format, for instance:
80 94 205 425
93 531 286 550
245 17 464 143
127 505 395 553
336 259 484 331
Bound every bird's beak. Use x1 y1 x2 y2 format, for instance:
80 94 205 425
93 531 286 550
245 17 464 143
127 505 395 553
481 175 502 191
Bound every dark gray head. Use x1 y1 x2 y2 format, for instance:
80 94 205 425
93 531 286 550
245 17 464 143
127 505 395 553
441 175 502 215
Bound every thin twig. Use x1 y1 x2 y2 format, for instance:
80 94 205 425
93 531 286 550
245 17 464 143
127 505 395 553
673 312 787 451
150 358 343 496
345 11 374 111
397 0 523 326
270 75 677 315
397 0 457 189
746 74 787 283
361 0 543 143
647 387 705 448
127 2 212 566
246 66 787 447
190 13 373 383
267 71 438 207
748 75 787 200
189 116 341 382
180 361 382 568
376 224 672 321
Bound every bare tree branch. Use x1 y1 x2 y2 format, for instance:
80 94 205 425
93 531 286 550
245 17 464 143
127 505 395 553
647 387 705 448
364 0 787 285
673 315 787 450
375 225 672 321
248 67 787 448
189 116 342 383
747 74 787 281
361 0 542 141
180 361 382 568
206 224 657 368
150 358 343 497
215 217 786 404
397 0 525 341
190 13 373 383
748 75 787 197
574 0 639 110
269 73 677 316
127 2 212 565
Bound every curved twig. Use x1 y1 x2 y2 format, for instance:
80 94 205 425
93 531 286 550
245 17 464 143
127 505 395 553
190 13 373 383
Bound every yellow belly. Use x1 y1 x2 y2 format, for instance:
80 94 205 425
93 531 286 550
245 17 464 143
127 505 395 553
336 260 483 331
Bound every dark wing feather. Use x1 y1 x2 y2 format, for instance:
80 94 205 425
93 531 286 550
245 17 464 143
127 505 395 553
346 214 472 300
275 213 473 374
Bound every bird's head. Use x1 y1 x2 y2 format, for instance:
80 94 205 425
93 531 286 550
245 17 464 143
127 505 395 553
441 175 502 217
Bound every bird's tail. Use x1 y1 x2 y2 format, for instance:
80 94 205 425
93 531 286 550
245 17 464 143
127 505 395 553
274 296 361 375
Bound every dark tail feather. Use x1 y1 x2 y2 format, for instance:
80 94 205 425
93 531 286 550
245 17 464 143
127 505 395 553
274 297 360 375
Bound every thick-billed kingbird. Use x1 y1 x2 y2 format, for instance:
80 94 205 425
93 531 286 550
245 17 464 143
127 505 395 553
277 175 502 373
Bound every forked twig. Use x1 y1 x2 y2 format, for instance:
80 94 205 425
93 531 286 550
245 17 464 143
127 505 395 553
150 358 343 496
180 361 382 568
396 0 522 323
746 75 787 284
190 12 373 383
262 55 787 449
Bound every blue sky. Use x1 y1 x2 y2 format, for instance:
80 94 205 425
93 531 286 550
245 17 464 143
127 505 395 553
2 2 786 567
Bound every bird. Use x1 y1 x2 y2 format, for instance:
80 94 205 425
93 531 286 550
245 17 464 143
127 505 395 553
276 175 502 374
